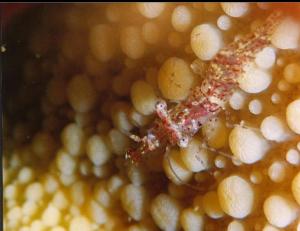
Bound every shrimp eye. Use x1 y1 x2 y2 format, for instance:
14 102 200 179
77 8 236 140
179 137 189 148
156 101 166 111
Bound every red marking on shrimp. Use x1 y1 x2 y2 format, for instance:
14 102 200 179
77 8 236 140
125 11 284 164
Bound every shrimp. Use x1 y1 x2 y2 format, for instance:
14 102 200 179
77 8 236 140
125 11 284 164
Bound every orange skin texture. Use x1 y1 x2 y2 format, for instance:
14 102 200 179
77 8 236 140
125 11 284 164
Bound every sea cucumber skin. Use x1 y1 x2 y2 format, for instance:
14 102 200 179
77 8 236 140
126 11 283 163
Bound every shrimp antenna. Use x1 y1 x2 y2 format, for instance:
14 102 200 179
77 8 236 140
165 151 206 192
200 142 239 161
225 120 261 133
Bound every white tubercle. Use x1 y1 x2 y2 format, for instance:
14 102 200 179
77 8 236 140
142 22 160 44
250 170 263 184
239 65 272 94
171 5 193 32
260 115 292 142
284 63 300 84
89 24 116 62
277 80 291 92
248 99 262 115
202 191 225 219
286 99 300 134
268 161 287 183
262 223 281 231
255 47 276 69
180 208 204 231
150 194 181 231
229 90 247 110
137 3 165 19
263 194 299 228
217 15 232 31
215 155 227 169
221 3 249 18
286 149 300 166
229 125 270 164
120 26 145 60
227 220 245 231
217 175 254 218
292 172 300 206
203 3 219 12
257 3 271 10
276 57 285 67
191 23 223 61
271 93 281 104
271 17 300 50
